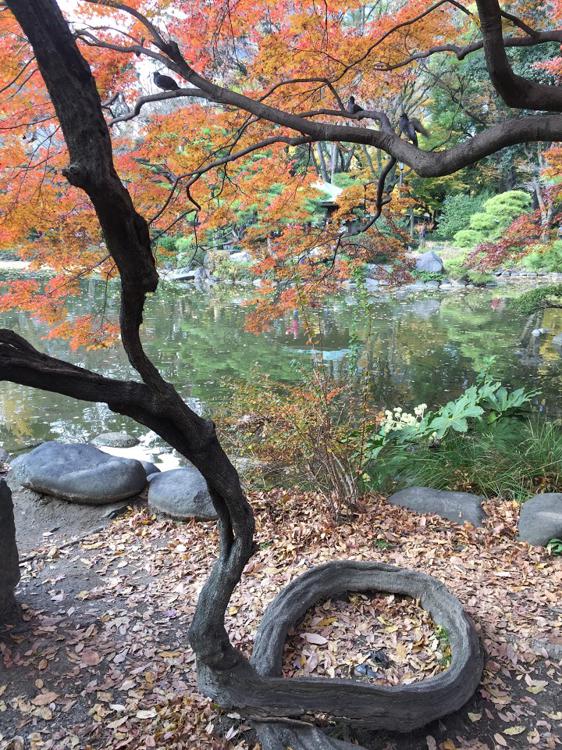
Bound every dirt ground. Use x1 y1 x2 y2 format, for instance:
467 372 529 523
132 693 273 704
0 486 560 750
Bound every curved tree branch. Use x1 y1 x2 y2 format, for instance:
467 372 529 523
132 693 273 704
5 0 255 685
475 0 562 111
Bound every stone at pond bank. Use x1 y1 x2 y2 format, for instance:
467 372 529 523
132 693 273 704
0 480 20 622
518 493 562 546
551 333 562 351
92 432 139 448
140 460 160 478
11 442 146 505
147 467 217 521
388 486 486 526
415 251 444 274
364 278 380 292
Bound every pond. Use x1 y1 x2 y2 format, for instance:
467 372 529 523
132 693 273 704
1 277 561 454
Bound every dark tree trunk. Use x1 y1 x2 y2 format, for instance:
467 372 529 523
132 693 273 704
0 480 20 622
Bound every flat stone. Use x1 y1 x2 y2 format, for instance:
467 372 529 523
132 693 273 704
388 486 486 526
519 493 562 546
92 431 139 448
0 480 20 621
415 251 444 274
147 467 217 521
11 442 146 505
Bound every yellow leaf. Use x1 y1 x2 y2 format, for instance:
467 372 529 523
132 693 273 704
468 712 482 722
504 726 525 736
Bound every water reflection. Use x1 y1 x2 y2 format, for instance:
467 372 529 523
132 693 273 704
1 278 561 452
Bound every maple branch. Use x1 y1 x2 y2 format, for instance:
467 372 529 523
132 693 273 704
372 29 562 72
0 56 35 95
108 88 209 125
76 0 562 178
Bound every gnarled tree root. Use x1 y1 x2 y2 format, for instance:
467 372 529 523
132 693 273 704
254 718 364 750
199 561 482 735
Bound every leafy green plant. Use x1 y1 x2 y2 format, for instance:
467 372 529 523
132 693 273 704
453 190 532 249
434 192 490 240
412 270 443 282
443 256 469 279
522 241 562 273
453 229 482 249
512 284 562 315
546 538 562 555
368 418 562 501
466 270 494 286
361 374 537 464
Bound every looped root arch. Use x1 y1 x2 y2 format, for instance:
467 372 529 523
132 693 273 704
241 561 483 731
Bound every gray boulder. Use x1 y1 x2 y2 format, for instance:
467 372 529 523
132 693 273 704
140 460 160 478
11 442 146 505
388 486 486 526
0 480 20 621
148 467 217 521
397 281 427 296
165 266 196 281
92 431 139 448
415 251 444 274
0 447 9 463
364 278 380 292
519 493 562 546
229 251 251 263
551 333 562 351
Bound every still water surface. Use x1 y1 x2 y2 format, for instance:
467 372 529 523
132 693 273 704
1 279 561 453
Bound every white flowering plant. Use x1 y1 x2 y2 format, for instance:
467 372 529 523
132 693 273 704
362 377 538 464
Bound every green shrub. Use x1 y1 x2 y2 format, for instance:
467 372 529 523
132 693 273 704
453 190 532 249
484 190 532 220
522 241 562 272
361 373 537 462
369 418 562 501
466 270 494 286
513 284 562 314
453 229 482 248
443 256 469 279
435 192 490 240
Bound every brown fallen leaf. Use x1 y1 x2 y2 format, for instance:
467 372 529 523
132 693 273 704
80 650 101 666
31 691 58 706
301 632 328 645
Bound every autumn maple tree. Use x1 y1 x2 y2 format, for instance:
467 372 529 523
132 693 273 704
1 0 561 746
